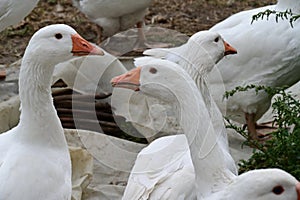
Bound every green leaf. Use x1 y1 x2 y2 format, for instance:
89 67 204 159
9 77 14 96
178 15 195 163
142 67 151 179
225 85 300 179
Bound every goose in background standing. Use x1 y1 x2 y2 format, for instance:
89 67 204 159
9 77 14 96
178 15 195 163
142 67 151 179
208 0 300 140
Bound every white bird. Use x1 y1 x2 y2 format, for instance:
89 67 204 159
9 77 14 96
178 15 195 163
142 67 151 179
72 0 152 47
0 24 103 199
111 58 300 200
0 0 39 32
207 0 300 140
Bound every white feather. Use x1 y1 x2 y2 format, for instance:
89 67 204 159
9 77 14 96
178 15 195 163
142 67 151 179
0 0 39 32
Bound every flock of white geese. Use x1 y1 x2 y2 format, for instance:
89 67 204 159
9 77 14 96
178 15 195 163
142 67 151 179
0 0 300 199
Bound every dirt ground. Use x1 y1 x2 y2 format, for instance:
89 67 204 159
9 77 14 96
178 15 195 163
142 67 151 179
0 0 276 65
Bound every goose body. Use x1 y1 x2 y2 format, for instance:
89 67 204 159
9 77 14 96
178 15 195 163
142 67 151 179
72 0 152 37
207 0 300 138
112 58 300 200
121 134 195 199
0 0 39 32
0 24 103 199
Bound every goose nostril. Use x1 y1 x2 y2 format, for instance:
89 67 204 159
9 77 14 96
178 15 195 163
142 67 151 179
82 43 89 48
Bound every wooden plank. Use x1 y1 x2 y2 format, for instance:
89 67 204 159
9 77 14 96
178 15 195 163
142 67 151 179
0 69 6 80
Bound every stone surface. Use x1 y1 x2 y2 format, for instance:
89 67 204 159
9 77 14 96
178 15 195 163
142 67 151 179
0 59 21 102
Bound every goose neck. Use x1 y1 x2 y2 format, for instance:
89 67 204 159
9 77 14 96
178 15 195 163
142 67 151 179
17 56 67 147
19 58 54 113
173 78 233 198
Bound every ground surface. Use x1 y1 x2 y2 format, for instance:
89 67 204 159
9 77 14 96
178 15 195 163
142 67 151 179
0 0 275 65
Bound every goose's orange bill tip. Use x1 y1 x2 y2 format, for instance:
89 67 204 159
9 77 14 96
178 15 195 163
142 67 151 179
111 67 141 91
223 41 237 56
71 33 104 56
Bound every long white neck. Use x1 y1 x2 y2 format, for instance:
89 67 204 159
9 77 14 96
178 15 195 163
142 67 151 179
171 76 235 198
17 55 67 148
181 61 214 111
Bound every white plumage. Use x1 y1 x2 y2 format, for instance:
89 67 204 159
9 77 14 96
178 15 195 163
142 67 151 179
72 0 152 37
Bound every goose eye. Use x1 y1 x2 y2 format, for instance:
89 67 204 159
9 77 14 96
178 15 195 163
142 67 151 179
149 67 157 74
272 185 284 195
55 33 63 40
214 37 219 43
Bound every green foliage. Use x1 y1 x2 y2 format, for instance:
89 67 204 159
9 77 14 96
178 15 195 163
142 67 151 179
223 84 282 99
251 9 300 27
4 24 34 37
225 85 300 179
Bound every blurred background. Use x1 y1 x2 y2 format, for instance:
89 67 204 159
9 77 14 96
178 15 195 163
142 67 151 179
0 0 275 65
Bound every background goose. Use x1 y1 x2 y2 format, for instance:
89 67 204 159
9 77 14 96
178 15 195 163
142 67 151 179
0 0 39 32
207 0 300 140
72 0 152 47
0 24 103 199
112 58 300 200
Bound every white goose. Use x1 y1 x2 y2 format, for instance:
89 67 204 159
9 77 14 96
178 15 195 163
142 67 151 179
0 24 103 199
207 0 300 139
0 0 39 32
72 0 152 46
111 59 300 200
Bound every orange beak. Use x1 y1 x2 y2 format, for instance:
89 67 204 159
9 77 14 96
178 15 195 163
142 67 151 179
111 67 141 91
71 33 104 56
223 41 237 56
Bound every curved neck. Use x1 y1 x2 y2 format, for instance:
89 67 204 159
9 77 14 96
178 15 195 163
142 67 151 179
17 55 67 147
19 57 54 111
171 77 235 198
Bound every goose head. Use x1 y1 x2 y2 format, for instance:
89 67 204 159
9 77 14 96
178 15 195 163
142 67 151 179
190 31 237 60
221 169 300 200
111 59 196 103
23 24 104 67
20 24 104 89
181 31 237 75
19 24 104 106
